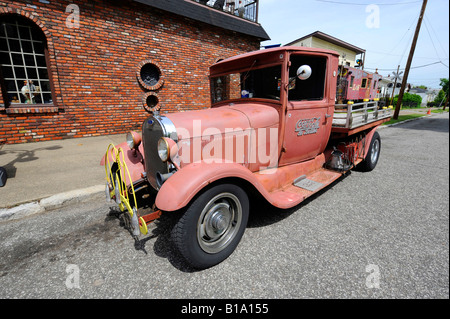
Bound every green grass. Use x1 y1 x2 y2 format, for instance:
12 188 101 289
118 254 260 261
382 113 427 125
400 106 427 110
431 109 449 114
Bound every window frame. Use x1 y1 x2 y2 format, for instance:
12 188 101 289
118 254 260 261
0 15 56 109
361 78 368 89
350 75 355 88
287 53 327 103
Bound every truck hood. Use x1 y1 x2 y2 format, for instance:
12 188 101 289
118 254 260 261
166 103 279 140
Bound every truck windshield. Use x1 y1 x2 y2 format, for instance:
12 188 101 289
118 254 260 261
210 65 282 104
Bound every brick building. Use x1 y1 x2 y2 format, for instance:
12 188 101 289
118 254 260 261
0 0 269 144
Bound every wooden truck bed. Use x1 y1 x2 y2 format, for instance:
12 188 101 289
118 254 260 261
331 100 391 135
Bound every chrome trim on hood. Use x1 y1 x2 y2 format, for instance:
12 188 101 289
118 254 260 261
156 115 178 143
142 115 178 191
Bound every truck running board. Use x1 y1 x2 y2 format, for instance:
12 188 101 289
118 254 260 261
293 175 324 192
269 168 342 209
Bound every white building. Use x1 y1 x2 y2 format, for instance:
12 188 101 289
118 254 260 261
285 31 366 68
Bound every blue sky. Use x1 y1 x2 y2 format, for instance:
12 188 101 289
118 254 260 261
258 0 449 89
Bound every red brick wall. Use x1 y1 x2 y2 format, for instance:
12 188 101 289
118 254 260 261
0 0 260 144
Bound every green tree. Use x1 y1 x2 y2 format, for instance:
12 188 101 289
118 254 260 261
434 79 449 106
439 78 449 96
439 78 449 110
434 90 445 104
393 92 422 108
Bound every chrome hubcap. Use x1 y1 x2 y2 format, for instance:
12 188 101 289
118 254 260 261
371 139 380 164
197 193 242 254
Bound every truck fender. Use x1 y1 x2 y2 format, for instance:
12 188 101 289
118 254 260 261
363 127 378 157
155 161 271 212
100 142 145 187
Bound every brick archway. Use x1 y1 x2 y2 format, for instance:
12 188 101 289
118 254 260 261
0 7 55 56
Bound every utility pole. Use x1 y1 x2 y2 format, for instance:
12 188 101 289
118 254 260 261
390 65 401 106
393 0 428 119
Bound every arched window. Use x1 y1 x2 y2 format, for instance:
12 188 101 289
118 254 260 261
0 15 54 107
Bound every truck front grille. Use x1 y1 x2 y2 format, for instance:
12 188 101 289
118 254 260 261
142 116 169 190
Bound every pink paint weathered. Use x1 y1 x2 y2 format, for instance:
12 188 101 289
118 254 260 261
102 46 388 226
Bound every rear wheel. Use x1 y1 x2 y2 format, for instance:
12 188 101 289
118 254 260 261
171 184 249 269
358 131 381 172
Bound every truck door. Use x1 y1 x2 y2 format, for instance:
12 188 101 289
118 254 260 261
279 53 335 166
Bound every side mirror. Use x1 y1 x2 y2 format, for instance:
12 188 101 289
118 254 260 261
297 65 312 80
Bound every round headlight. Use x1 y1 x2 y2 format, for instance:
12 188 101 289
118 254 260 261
126 132 135 149
126 131 142 149
157 137 169 162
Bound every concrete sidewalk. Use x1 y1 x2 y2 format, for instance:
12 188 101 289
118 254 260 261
0 133 125 219
0 110 444 221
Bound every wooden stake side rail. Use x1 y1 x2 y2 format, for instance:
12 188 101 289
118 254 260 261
332 101 392 131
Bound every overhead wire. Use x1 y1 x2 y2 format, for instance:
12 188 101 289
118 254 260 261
313 0 448 84
369 49 448 60
424 13 449 60
365 61 447 71
365 7 449 79
370 12 419 66
423 18 442 62
398 30 415 66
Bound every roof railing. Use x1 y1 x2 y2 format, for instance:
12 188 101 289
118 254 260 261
192 0 259 23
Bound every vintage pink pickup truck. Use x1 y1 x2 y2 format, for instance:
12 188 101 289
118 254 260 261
101 47 391 269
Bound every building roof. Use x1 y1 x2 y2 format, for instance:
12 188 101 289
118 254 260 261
285 31 365 54
409 88 428 94
133 0 270 41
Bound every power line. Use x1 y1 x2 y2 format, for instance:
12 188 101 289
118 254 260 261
369 49 449 60
424 13 449 60
365 61 447 71
371 12 419 66
423 18 442 62
398 29 415 66
440 61 449 68
410 61 446 69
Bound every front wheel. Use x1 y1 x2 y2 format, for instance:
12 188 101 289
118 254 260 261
171 184 249 269
358 131 381 172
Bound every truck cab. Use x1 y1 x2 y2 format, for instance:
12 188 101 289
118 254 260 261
209 47 338 167
102 47 390 269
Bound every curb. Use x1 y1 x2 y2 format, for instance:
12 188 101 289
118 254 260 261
0 184 105 222
378 113 433 130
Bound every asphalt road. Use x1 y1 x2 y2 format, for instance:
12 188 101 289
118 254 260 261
0 113 448 299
